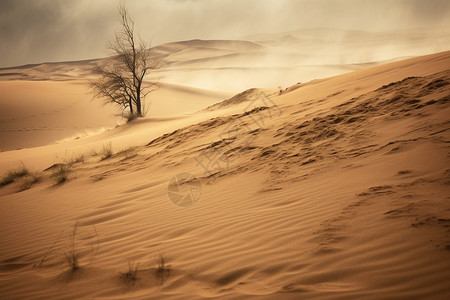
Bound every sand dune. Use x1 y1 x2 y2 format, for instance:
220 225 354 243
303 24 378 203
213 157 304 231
152 29 450 92
1 32 387 152
0 76 231 152
0 50 449 299
6 27 442 97
0 79 120 151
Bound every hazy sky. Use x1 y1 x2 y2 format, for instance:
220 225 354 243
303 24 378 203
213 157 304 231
0 0 449 68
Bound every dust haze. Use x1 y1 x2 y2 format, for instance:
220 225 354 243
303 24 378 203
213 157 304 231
0 0 449 67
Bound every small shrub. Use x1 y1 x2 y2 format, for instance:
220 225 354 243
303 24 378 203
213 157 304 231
20 173 40 191
51 164 70 184
0 163 29 187
100 143 113 160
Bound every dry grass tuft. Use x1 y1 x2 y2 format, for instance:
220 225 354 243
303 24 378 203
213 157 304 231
51 164 70 185
20 173 41 191
120 260 140 281
118 146 137 160
0 163 29 187
64 222 99 272
100 143 113 160
69 153 85 164
89 148 98 157
65 223 80 272
155 252 171 282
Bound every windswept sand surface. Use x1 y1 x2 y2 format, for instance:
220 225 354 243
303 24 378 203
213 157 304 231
3 29 448 152
0 65 231 152
0 51 449 299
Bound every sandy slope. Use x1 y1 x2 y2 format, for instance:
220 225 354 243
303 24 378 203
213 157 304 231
3 29 444 152
3 28 446 152
0 51 449 299
0 72 231 152
0 79 120 151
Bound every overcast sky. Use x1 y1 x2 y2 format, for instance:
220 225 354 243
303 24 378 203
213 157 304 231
0 0 449 68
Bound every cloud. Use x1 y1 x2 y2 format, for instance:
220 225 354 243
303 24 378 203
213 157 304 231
0 0 449 67
0 0 116 67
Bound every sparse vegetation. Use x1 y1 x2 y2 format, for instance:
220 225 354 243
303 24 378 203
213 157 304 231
0 163 29 187
33 231 63 269
65 223 80 272
51 164 70 184
89 148 98 157
121 260 140 281
118 146 137 160
20 173 40 191
152 252 171 284
100 143 113 160
69 153 85 164
156 252 171 275
64 222 99 272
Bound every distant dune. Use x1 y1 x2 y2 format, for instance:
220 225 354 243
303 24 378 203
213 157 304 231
3 28 448 152
0 49 449 299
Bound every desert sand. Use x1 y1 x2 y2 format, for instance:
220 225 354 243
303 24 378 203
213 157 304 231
0 33 449 299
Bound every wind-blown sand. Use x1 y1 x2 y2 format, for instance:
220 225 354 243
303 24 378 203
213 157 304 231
0 46 449 299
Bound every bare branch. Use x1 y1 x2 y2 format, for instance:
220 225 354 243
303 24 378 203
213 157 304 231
90 3 162 118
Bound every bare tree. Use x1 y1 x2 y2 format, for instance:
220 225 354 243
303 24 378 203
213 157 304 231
91 4 159 118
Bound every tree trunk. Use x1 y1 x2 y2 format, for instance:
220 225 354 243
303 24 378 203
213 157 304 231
136 89 142 117
136 101 142 117
128 97 133 115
